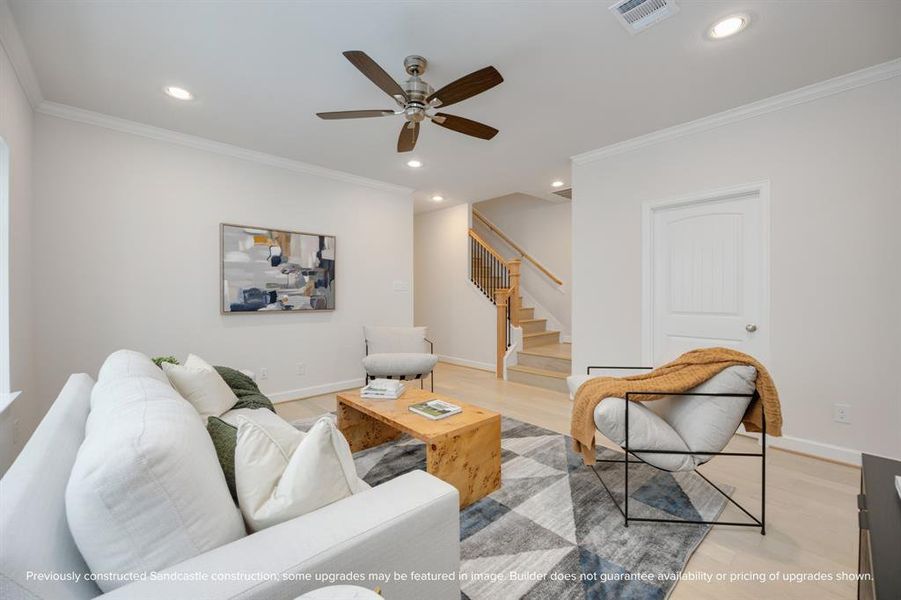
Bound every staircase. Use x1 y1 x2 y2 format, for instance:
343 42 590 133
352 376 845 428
469 214 571 393
508 304 572 393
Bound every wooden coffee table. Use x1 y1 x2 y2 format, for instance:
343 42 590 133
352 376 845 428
336 388 501 508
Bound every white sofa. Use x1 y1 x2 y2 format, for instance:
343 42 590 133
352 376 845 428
0 351 460 600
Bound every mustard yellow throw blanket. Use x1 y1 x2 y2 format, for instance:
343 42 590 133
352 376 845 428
572 347 782 465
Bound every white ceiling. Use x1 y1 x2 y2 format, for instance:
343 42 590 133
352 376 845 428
9 1 901 212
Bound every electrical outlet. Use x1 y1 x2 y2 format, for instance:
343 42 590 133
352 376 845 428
296 363 306 376
259 368 269 380
833 404 851 424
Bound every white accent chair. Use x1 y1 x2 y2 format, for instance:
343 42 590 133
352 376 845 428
363 326 438 392
568 364 766 533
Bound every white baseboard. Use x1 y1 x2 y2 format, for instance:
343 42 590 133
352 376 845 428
769 435 861 466
268 377 364 404
736 430 861 466
267 358 494 403
438 354 494 372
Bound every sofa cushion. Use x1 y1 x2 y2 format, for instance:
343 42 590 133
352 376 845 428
594 398 695 471
66 350 245 593
235 415 367 532
362 353 438 378
655 365 756 465
163 354 238 423
96 348 169 389
86 375 186 435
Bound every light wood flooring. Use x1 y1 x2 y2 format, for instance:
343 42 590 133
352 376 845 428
276 362 860 600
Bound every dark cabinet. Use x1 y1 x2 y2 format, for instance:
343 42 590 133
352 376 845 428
858 454 901 599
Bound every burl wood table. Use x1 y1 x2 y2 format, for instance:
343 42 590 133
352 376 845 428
336 388 501 508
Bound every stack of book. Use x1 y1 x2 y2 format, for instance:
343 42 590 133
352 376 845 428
360 378 406 399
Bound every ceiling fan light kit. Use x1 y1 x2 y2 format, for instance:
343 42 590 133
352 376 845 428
317 51 503 152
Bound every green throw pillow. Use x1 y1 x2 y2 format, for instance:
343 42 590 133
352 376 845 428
207 416 238 502
213 366 275 413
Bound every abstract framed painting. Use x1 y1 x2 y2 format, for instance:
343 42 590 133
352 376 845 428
220 223 336 313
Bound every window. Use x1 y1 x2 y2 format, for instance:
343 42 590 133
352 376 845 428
0 136 9 394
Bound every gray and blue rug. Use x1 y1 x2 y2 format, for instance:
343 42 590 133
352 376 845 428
295 416 730 599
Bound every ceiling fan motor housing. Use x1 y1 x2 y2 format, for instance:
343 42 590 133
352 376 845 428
402 56 434 123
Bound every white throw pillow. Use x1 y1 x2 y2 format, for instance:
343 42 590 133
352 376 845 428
67 351 245 593
235 415 367 532
220 407 300 453
163 354 237 422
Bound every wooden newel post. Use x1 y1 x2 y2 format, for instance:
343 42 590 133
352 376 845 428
494 289 509 378
507 259 522 326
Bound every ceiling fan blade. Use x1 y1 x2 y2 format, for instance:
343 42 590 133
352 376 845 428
427 66 503 108
397 121 420 153
316 110 395 120
431 113 498 140
342 51 408 101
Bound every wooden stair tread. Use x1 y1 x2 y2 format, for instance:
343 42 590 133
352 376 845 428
518 318 546 324
519 343 572 360
508 364 568 379
523 330 558 338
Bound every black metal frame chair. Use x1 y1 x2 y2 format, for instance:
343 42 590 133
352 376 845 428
364 338 436 392
584 365 766 535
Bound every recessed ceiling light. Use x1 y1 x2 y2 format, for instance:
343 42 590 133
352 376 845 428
164 86 194 101
551 180 565 188
406 160 423 168
431 195 444 202
709 15 748 39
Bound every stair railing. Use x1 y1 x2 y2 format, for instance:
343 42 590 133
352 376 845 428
472 208 563 287
469 229 522 377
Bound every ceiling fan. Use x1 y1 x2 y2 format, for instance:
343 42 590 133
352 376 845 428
317 51 503 153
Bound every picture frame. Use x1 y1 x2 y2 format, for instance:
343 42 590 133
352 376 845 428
220 223 336 313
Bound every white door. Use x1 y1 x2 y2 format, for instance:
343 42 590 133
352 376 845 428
647 186 768 365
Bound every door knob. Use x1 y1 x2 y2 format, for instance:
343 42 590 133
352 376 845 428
746 324 758 333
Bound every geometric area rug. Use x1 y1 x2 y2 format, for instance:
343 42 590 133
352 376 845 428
295 416 731 600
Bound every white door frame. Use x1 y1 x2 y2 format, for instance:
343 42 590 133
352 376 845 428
641 180 771 366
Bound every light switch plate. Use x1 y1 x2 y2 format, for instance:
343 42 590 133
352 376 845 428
392 280 409 292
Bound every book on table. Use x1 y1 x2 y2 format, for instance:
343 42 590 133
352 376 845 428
409 400 462 420
361 378 405 399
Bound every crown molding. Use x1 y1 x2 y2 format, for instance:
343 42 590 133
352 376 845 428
572 58 901 165
36 101 414 195
0 0 44 107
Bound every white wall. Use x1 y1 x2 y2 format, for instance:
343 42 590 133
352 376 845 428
572 76 901 461
0 40 35 474
474 193 571 338
32 114 413 405
414 203 495 370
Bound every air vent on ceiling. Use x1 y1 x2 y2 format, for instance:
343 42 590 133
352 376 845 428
553 187 572 200
610 0 679 34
